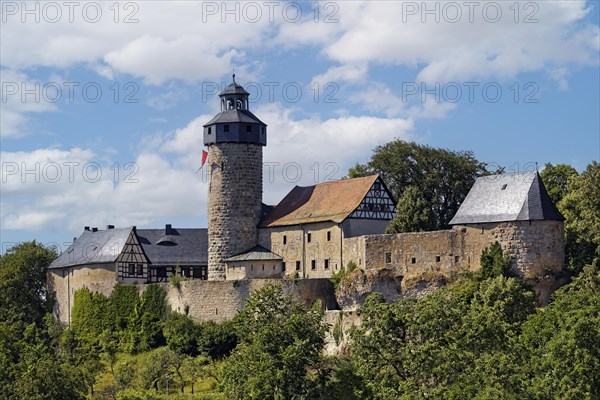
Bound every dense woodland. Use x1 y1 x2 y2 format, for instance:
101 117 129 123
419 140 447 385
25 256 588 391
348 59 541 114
1 141 598 399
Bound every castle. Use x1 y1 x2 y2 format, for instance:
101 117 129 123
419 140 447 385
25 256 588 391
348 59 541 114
48 78 565 325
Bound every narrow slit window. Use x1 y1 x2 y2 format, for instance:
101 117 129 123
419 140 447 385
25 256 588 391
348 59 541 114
385 252 392 264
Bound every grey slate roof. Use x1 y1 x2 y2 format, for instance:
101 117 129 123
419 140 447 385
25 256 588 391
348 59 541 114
203 109 265 126
449 171 564 225
137 228 207 266
49 227 134 269
223 245 283 262
220 82 250 96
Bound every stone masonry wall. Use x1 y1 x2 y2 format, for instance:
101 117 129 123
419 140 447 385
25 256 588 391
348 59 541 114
48 263 117 325
208 143 263 280
144 278 338 323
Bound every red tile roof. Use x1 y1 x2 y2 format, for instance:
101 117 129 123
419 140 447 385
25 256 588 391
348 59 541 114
260 175 380 227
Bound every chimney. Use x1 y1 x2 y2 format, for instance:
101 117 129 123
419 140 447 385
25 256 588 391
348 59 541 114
84 226 90 231
165 224 172 235
92 227 98 232
106 224 115 230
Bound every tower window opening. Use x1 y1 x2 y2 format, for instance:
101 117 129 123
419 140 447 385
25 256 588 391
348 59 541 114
224 124 230 132
435 256 441 263
385 252 392 264
324 259 329 269
411 257 416 264
327 231 331 241
311 260 316 270
237 100 243 109
208 127 212 134
282 262 286 272
307 233 312 243
296 261 301 271
246 125 252 132
283 235 287 244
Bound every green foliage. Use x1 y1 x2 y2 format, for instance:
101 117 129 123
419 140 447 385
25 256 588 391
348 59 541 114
559 161 600 274
129 284 169 353
169 274 187 289
71 287 115 340
349 140 486 230
197 320 238 360
111 284 140 330
540 162 578 205
221 284 327 399
0 241 57 325
351 274 537 399
164 312 199 356
479 241 512 279
385 185 436 233
331 261 357 290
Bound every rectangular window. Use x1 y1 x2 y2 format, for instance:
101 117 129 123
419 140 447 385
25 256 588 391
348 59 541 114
311 260 316 270
246 125 252 132
385 252 392 264
282 262 286 272
327 231 331 241
454 256 460 263
157 268 167 278
296 261 301 271
307 233 312 243
136 264 143 276
283 235 287 245
435 256 441 263
224 124 230 132
128 263 135 275
411 257 416 264
324 259 329 269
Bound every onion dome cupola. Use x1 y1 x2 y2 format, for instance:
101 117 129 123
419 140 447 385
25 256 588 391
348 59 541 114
203 74 267 146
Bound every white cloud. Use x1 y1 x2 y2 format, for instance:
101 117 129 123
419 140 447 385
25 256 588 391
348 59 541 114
311 64 367 85
312 1 598 84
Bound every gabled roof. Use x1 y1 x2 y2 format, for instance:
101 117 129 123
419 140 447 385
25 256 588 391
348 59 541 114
136 228 207 266
223 245 282 262
260 175 381 227
449 171 564 225
203 109 265 126
49 227 134 269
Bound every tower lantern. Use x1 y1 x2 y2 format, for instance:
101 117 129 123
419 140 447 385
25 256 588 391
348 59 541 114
203 76 267 280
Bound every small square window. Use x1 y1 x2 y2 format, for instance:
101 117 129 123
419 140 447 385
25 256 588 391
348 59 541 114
311 260 316 270
435 256 441 263
327 231 331 241
411 257 416 264
283 235 287 245
224 124 230 132
324 259 329 269
307 233 312 243
385 252 392 264
296 261 301 271
246 125 252 132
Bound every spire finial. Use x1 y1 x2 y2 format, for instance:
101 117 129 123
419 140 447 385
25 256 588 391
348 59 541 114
232 67 236 83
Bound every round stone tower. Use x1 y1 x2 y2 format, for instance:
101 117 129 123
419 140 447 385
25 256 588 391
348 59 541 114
203 76 267 280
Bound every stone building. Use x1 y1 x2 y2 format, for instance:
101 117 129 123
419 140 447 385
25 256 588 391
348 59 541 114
47 77 566 323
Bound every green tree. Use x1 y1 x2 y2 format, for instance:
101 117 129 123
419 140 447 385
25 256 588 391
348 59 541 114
197 320 238 360
164 312 199 356
221 284 327 399
0 241 57 325
111 284 140 331
540 163 578 205
385 185 436 233
349 140 486 230
559 161 600 274
520 263 600 399
479 242 512 279
129 284 169 353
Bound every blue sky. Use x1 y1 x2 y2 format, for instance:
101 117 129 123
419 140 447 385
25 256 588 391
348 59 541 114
1 1 599 254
